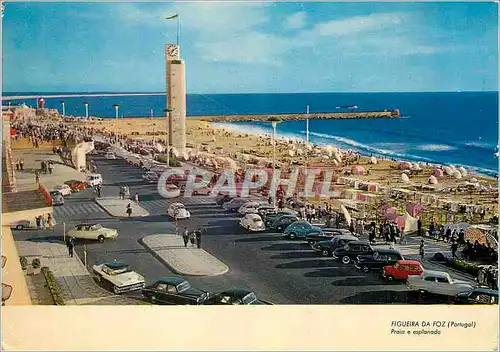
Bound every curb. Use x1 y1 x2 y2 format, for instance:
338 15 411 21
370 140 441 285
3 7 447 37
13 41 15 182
140 235 229 277
94 198 150 218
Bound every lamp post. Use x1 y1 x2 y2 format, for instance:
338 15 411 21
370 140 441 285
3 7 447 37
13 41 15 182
60 101 65 117
305 104 310 175
163 108 173 167
268 117 281 209
113 104 119 119
84 102 89 119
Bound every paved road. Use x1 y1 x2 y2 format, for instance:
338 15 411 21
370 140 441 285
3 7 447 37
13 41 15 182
13 154 466 304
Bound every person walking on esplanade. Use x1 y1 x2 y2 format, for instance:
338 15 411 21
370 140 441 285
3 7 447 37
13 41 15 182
419 240 425 260
195 228 202 249
189 231 196 247
126 203 132 217
182 227 189 247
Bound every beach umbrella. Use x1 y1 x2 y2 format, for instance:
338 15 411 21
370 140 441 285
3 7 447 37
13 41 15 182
433 168 444 178
458 166 468 177
370 156 378 164
453 170 462 179
398 161 412 170
428 175 438 184
332 149 342 163
406 203 423 217
411 164 421 171
443 166 453 175
395 216 406 231
401 173 410 183
449 165 457 173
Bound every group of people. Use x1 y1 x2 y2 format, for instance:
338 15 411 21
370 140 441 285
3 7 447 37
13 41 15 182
35 213 55 230
182 227 203 248
14 159 25 171
40 160 55 174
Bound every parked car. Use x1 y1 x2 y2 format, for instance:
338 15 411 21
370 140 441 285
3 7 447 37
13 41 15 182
239 213 266 232
454 288 499 305
49 191 65 206
256 205 277 218
223 198 251 212
354 249 404 273
86 173 103 187
167 203 190 219
142 171 159 184
382 260 424 281
215 194 236 206
105 152 116 160
192 187 213 196
67 224 119 242
267 214 299 232
283 221 323 239
65 180 88 192
264 210 297 226
333 241 374 264
305 228 352 246
238 201 268 215
204 289 273 305
312 234 359 256
142 277 210 305
406 270 474 297
54 184 72 196
10 219 35 230
93 262 145 294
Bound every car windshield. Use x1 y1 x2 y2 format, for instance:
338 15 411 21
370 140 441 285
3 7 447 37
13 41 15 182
174 204 185 209
103 266 129 275
176 281 190 292
252 218 261 222
242 292 257 304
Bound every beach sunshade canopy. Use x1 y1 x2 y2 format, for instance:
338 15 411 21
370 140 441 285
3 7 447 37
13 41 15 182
406 203 423 217
370 156 377 164
401 173 410 183
453 170 462 179
458 166 468 177
428 175 438 184
443 166 453 175
398 161 412 170
402 212 419 235
351 165 365 175
433 168 444 178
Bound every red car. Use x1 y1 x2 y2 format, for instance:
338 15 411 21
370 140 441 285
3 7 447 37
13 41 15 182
382 260 424 281
65 180 88 192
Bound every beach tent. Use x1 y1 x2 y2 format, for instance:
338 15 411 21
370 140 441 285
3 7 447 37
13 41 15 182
433 168 444 178
471 178 478 183
385 213 398 221
370 156 378 164
398 161 412 170
395 215 406 231
443 166 453 175
296 149 304 156
428 175 438 184
453 170 463 179
340 204 352 227
458 166 468 177
351 165 365 175
406 203 423 217
411 164 422 171
401 173 410 183
402 212 419 235
449 165 457 174
288 150 296 157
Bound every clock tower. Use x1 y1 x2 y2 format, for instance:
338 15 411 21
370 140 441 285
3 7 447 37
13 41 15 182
165 44 186 154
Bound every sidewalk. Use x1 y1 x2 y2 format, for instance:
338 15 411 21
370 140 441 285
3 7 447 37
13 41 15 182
13 148 87 192
16 240 145 305
95 197 150 218
142 234 229 276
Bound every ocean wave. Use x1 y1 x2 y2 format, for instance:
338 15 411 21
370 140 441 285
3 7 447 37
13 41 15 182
416 144 456 152
464 141 497 152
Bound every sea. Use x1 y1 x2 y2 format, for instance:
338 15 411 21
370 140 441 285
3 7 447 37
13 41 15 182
3 91 499 177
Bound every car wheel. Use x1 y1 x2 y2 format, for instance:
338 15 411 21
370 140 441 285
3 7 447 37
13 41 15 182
277 225 283 231
265 220 272 228
321 249 330 256
16 225 24 230
289 232 296 239
150 295 156 303
98 235 105 243
341 256 351 264
362 265 370 273
308 240 314 247
193 191 198 195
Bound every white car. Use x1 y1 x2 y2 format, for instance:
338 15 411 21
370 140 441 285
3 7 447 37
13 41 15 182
142 171 159 183
54 184 72 196
167 203 190 219
407 270 474 297
239 213 266 232
93 262 145 294
86 173 103 187
67 223 119 242
223 198 252 212
105 152 116 160
237 201 268 215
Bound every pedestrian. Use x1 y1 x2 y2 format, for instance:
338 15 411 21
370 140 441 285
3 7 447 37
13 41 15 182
278 199 283 210
182 227 189 247
189 231 196 247
419 240 425 260
35 215 41 230
15 160 19 171
349 219 354 235
47 213 55 230
126 203 132 217
451 241 458 258
48 161 53 175
417 217 422 236
134 192 139 205
195 228 202 248
97 185 102 198
67 236 75 258
19 159 24 171
41 215 47 230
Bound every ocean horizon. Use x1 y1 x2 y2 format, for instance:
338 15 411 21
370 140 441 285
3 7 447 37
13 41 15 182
4 91 498 177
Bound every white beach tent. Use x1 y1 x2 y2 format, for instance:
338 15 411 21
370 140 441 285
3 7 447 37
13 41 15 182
428 175 438 184
402 212 419 235
443 166 453 175
458 166 468 177
340 204 352 227
401 173 410 183
370 156 378 164
453 170 463 179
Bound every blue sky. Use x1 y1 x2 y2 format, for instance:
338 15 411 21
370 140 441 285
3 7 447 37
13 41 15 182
2 1 498 93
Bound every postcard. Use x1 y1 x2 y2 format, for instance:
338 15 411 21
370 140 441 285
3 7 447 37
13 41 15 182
1 1 498 351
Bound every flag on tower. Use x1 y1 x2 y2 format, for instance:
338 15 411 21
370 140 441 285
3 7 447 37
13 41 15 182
166 14 178 19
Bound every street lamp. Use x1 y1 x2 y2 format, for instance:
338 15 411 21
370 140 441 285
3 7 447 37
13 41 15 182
60 101 65 117
113 104 120 119
83 102 89 119
268 117 282 209
163 107 173 167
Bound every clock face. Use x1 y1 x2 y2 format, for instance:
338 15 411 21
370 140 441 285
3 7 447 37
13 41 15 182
167 45 179 58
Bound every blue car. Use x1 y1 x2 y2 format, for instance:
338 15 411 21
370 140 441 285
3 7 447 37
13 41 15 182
283 221 322 239
267 214 299 232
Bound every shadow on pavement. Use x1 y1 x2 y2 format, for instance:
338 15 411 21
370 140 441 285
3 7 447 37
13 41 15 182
270 251 319 260
304 267 355 278
340 290 414 304
27 235 64 244
235 235 282 243
105 180 144 188
275 259 336 269
331 276 387 287
261 243 307 251
132 215 170 223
